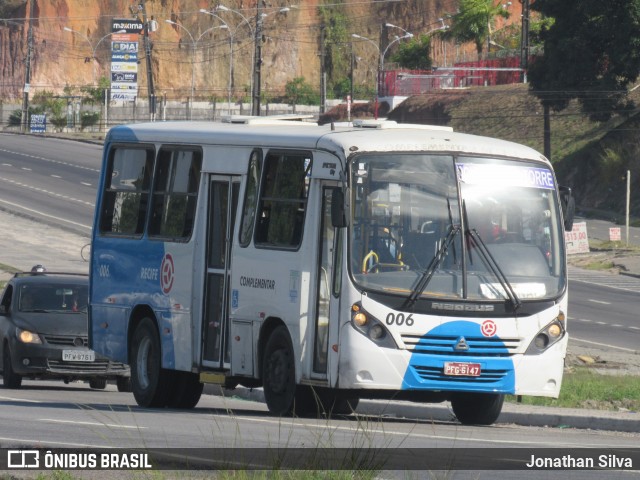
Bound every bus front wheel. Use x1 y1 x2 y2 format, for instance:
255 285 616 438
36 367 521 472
263 326 298 416
450 392 504 426
131 318 173 408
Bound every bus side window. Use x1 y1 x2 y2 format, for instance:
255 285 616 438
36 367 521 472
99 146 154 236
255 151 310 249
148 147 202 240
239 150 262 247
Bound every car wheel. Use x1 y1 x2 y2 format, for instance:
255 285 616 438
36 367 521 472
116 376 132 393
2 345 22 389
167 371 203 409
451 393 505 425
131 317 174 407
89 378 107 390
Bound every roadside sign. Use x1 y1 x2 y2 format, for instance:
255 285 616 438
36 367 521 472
609 227 621 241
29 114 46 133
565 221 590 254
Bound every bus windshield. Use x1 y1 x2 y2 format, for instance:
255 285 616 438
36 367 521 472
349 154 565 303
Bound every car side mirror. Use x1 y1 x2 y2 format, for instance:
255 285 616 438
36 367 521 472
559 186 575 231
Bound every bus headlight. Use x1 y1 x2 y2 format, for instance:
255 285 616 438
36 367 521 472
525 312 566 355
350 303 397 348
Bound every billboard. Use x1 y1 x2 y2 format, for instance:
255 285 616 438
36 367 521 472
110 30 139 102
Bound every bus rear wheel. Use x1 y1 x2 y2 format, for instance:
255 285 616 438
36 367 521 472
450 392 504 426
168 371 203 409
131 318 174 407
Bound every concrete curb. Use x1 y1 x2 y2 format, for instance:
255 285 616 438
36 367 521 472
205 386 640 433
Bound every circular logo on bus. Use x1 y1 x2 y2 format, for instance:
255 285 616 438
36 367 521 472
481 319 497 337
161 253 174 294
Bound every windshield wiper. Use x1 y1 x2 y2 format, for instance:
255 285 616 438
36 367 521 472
402 224 461 310
466 229 522 310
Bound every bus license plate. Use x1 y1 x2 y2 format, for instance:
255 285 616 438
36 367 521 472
444 362 481 377
62 350 95 362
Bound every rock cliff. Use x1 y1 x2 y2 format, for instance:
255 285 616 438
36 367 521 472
0 0 471 102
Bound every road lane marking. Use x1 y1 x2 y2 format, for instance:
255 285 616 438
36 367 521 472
0 395 43 403
0 176 94 207
81 182 92 186
51 174 61 178
0 198 92 231
570 336 638 353
39 419 147 429
0 147 100 172
588 299 610 305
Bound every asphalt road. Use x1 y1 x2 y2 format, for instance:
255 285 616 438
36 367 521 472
568 279 640 353
0 380 638 477
0 133 99 235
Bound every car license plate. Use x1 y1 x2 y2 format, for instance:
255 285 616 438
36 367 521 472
444 362 481 377
62 350 95 362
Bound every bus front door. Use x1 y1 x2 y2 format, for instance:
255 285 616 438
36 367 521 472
312 185 342 382
202 176 239 368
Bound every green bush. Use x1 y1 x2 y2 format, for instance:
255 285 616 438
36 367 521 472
80 111 100 130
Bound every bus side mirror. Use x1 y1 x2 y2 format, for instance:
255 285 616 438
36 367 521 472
559 186 575 231
331 188 347 228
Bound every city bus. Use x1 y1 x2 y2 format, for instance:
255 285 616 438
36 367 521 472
89 117 574 425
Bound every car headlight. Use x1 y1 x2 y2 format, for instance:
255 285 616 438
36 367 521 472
350 303 397 348
525 312 566 355
16 328 42 344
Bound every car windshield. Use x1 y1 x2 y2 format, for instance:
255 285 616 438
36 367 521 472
349 154 565 302
19 284 88 313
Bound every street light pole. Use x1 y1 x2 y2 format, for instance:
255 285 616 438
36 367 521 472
21 0 34 133
166 19 230 120
64 27 124 85
351 33 381 97
165 20 195 119
215 4 255 112
199 10 233 114
252 7 290 116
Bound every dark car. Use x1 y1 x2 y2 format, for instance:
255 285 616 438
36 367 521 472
0 270 130 391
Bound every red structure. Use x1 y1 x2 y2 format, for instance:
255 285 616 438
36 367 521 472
379 57 524 97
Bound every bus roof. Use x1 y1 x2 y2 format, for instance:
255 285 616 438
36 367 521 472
105 120 547 163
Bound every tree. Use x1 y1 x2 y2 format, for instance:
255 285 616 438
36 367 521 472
442 0 510 55
284 77 319 111
389 34 434 70
528 0 640 122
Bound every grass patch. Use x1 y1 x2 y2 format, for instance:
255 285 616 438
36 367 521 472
507 368 640 411
581 259 616 270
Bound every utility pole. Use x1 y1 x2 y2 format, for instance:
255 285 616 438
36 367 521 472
21 0 35 133
251 2 263 116
319 25 326 114
519 0 530 83
350 42 355 105
140 0 156 120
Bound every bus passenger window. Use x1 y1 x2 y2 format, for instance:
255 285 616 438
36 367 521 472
148 148 202 240
255 151 310 249
99 147 154 236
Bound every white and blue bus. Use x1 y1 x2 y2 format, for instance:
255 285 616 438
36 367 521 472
89 117 574 424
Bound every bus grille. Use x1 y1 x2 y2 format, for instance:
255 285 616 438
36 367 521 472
402 334 521 357
412 365 511 383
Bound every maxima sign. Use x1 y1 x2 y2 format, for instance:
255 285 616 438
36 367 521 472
112 19 144 34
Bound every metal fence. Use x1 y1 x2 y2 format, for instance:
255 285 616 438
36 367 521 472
0 98 324 133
